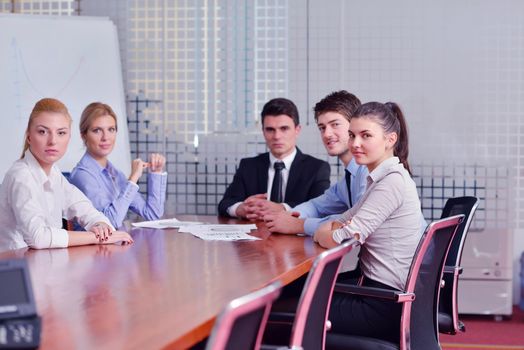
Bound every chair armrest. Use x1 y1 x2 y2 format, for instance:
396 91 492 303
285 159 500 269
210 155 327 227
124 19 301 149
260 345 294 350
334 283 415 303
443 266 463 275
268 311 295 324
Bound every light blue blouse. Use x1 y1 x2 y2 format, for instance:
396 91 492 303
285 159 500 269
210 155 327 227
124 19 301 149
293 158 368 235
69 152 167 228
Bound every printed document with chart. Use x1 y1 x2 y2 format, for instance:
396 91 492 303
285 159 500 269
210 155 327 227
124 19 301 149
178 224 260 241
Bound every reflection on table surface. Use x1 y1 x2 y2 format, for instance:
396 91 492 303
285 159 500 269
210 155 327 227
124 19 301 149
0 215 325 349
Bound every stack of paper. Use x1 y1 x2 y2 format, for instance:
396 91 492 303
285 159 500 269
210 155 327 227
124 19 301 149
178 224 260 241
131 218 203 229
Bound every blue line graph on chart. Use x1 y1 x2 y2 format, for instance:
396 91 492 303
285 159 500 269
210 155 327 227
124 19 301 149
8 37 86 119
1 15 131 180
9 37 23 120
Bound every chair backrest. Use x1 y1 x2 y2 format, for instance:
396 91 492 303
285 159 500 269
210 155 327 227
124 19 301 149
289 239 358 350
400 215 464 350
438 196 479 334
440 196 479 268
206 281 282 350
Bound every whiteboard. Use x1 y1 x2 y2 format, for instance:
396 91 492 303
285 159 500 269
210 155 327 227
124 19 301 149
0 14 131 179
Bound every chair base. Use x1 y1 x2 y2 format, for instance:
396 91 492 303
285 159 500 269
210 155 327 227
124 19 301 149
438 311 466 334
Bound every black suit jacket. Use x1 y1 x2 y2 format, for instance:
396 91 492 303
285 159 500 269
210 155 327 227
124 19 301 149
218 148 331 217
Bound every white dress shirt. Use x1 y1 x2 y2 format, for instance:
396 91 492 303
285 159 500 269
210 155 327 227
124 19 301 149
0 151 112 252
266 149 296 206
227 148 297 217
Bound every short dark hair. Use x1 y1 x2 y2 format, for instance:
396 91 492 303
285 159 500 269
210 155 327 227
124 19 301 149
313 90 361 123
261 98 300 126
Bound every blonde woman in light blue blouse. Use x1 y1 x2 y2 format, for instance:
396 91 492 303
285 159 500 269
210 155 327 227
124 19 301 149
69 102 167 228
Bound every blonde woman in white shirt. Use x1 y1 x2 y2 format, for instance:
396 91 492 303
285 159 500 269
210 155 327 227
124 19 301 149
0 98 133 252
314 101 422 344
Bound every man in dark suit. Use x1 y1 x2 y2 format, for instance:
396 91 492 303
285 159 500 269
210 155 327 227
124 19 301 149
218 98 331 219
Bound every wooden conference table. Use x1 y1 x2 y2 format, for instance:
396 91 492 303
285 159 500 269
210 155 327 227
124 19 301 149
0 216 325 349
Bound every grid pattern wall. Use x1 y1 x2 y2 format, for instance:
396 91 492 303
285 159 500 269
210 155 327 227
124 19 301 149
79 1 128 83
476 16 524 229
0 0 78 14
118 0 288 141
0 0 10 11
414 164 509 231
253 0 288 124
288 0 351 125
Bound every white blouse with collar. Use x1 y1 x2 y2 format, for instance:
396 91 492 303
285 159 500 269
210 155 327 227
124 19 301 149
0 151 112 252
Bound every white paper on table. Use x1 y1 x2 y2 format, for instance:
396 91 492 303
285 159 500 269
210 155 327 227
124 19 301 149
178 224 260 241
178 224 257 234
190 231 261 241
131 218 203 229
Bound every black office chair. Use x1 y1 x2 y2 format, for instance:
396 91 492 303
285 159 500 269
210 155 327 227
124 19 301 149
61 172 74 230
326 215 464 350
205 281 282 350
262 238 358 350
438 196 479 334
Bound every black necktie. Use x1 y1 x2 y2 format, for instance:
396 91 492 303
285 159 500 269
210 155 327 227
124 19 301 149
345 169 353 207
270 161 285 203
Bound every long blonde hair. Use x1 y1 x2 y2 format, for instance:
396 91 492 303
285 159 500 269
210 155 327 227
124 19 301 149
21 98 72 159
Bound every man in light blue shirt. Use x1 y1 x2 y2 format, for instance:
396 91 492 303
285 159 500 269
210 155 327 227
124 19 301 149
264 90 368 235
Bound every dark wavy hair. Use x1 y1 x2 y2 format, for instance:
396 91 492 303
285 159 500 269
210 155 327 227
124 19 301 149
313 90 361 122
